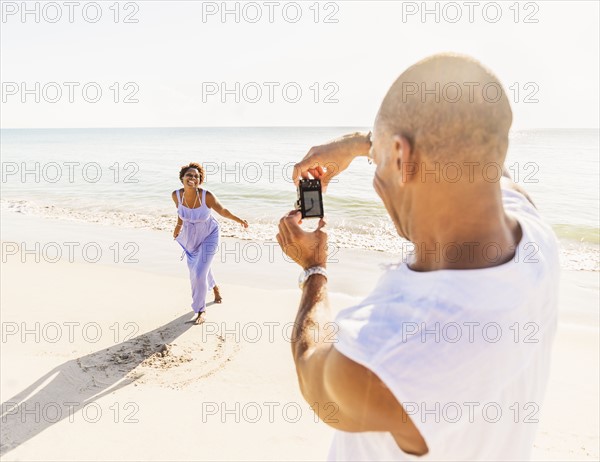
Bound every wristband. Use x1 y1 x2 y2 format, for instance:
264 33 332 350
298 266 328 289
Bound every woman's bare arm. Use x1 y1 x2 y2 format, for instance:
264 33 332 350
171 191 183 237
205 191 248 228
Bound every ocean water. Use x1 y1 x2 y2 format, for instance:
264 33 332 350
1 127 598 270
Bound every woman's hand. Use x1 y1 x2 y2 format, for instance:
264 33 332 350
292 132 371 193
173 225 182 239
239 218 249 229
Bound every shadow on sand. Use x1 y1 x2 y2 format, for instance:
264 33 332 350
1 312 196 456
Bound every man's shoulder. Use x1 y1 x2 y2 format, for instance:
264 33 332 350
500 178 560 271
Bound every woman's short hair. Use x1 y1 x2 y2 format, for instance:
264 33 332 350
179 162 205 184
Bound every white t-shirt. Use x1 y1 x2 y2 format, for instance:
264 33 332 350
329 182 560 461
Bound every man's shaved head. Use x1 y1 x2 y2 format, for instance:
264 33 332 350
377 53 512 162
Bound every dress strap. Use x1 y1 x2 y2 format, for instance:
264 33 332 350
175 189 181 206
201 188 207 206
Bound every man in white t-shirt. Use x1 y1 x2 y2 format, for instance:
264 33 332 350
275 53 559 461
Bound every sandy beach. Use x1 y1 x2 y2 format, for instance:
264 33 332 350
2 0 598 459
1 213 598 461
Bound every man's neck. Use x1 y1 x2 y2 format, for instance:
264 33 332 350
406 183 522 271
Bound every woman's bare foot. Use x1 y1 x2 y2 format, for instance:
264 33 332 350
194 311 206 325
213 286 223 304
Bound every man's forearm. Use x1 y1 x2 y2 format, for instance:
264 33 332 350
291 274 333 400
342 132 372 157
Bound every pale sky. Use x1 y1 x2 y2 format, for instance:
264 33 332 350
1 0 598 129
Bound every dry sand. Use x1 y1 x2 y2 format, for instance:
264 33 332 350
1 214 598 461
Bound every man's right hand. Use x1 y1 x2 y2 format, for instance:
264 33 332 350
292 132 372 193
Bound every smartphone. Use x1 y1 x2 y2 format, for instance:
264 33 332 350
295 179 324 219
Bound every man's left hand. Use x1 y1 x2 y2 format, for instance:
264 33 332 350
276 210 328 269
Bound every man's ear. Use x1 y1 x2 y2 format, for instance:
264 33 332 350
393 134 416 186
